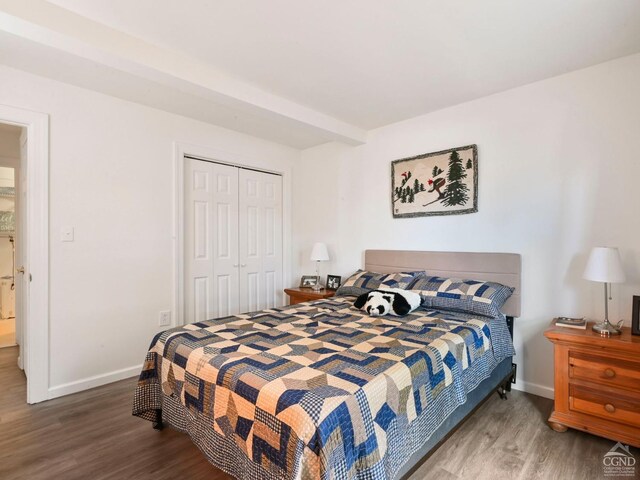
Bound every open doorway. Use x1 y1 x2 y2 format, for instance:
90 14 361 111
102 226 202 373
0 125 21 356
0 104 49 404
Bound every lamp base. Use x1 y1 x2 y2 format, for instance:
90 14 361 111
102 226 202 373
592 320 622 336
312 263 322 291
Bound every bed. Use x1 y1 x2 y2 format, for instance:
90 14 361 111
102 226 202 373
133 250 521 480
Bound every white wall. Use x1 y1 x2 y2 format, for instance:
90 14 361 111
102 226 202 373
3 50 639 400
0 65 299 394
292 53 640 397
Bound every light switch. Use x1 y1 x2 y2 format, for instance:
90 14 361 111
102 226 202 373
61 226 74 242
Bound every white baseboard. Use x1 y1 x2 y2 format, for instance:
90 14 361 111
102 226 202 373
512 379 554 399
48 364 141 399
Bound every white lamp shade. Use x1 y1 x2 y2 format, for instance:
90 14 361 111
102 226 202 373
583 247 626 283
310 242 329 262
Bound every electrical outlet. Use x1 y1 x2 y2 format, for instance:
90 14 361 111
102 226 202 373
158 310 171 327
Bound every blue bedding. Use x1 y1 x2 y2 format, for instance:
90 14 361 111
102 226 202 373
133 296 515 480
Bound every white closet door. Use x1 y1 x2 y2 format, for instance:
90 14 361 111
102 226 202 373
184 158 239 323
239 169 283 312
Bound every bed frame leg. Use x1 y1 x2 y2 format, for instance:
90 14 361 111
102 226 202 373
497 385 508 400
505 362 516 392
497 363 517 400
152 409 164 431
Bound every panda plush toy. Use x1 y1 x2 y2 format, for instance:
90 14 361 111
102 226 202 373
354 288 421 317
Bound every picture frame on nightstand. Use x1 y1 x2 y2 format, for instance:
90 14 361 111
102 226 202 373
300 275 319 288
632 295 640 335
326 275 341 290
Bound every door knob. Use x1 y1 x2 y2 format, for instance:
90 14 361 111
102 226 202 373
240 264 247 267
16 266 25 274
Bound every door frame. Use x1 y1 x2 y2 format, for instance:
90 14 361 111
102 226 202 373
0 104 50 404
173 142 291 327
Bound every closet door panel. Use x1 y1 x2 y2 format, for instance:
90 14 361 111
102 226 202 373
211 163 240 318
262 180 282 309
185 159 239 323
239 169 283 312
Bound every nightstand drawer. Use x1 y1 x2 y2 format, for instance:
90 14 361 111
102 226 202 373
570 384 640 428
284 288 335 305
569 351 640 392
289 293 316 305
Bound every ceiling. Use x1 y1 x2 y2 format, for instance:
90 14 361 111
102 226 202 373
3 1 640 147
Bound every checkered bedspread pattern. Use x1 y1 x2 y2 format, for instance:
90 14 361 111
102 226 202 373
133 298 509 480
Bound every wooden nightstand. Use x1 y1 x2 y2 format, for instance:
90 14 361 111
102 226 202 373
544 320 640 447
284 287 335 305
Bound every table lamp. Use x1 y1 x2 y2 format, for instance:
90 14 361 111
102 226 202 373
310 242 329 291
583 247 626 336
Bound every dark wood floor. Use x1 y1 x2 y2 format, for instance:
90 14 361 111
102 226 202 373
0 346 635 480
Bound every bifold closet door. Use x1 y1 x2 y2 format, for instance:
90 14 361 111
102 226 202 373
184 159 240 322
238 169 283 312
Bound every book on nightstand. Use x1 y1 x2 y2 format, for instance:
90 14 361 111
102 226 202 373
554 317 587 329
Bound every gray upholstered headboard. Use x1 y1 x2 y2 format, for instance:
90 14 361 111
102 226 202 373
364 250 521 317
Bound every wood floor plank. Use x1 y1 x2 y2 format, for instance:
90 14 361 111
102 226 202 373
0 346 637 479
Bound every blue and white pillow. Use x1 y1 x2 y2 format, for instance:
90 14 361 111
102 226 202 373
336 269 425 297
409 276 514 318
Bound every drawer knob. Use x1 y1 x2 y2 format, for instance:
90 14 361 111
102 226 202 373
604 368 616 378
604 403 616 413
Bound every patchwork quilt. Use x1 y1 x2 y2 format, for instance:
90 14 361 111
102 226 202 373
133 297 514 480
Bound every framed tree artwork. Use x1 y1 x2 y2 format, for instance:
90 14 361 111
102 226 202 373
391 144 478 218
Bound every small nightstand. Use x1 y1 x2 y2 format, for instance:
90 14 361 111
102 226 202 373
544 320 640 447
284 287 335 305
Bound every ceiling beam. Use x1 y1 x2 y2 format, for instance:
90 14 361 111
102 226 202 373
0 0 367 147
